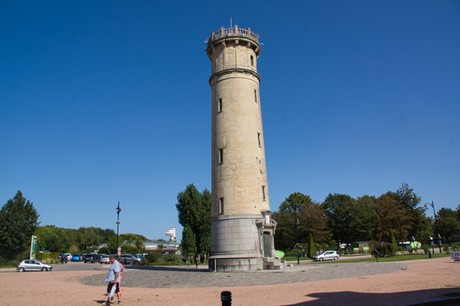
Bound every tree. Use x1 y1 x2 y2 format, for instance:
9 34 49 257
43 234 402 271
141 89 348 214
272 210 294 250
354 196 379 241
308 233 317 258
176 184 211 256
390 231 398 255
119 233 147 254
274 192 330 251
376 194 412 242
298 200 331 246
435 208 460 242
180 225 196 258
394 183 423 238
35 225 62 252
0 191 40 260
322 193 357 248
274 192 312 250
77 227 103 251
395 183 421 211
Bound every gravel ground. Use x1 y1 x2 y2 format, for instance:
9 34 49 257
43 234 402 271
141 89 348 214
80 261 408 288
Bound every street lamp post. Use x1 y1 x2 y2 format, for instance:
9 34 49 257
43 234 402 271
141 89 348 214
425 201 441 253
295 218 300 265
116 202 122 257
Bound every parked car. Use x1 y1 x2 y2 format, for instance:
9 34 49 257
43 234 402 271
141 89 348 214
59 253 68 263
99 255 110 264
312 250 340 261
17 259 53 272
121 254 142 265
64 253 72 261
71 254 83 262
83 254 99 263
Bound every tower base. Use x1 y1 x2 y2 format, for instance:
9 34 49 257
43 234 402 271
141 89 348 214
209 214 279 272
209 255 264 272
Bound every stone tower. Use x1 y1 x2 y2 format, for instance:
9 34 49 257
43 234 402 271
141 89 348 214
206 26 278 272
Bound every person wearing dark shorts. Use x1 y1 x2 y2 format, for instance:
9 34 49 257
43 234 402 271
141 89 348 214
104 255 120 305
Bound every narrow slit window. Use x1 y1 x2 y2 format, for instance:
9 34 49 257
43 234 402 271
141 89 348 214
262 185 266 201
218 97 223 112
257 132 262 147
254 89 258 103
250 55 254 66
219 197 224 214
218 148 223 164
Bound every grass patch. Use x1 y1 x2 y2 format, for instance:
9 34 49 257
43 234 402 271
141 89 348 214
309 253 450 264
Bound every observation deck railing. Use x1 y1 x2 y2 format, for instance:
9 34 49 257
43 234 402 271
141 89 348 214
209 26 259 43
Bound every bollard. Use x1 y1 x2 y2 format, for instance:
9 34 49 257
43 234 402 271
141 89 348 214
221 291 232 306
428 251 432 259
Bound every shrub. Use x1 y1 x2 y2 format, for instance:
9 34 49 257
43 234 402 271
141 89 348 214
144 251 160 264
370 240 394 257
41 252 60 264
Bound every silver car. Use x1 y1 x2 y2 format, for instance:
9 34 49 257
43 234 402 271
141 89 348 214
312 250 340 261
17 259 53 272
99 255 110 264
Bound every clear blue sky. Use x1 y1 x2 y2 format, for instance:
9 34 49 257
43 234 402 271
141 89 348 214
1 1 459 241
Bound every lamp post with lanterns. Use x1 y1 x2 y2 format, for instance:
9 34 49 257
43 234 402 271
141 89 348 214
116 202 122 257
425 201 442 253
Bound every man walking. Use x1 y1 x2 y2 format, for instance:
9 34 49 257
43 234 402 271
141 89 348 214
104 255 121 305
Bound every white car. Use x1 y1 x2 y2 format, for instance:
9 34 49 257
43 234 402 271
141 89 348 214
312 250 340 261
17 259 53 272
99 255 110 264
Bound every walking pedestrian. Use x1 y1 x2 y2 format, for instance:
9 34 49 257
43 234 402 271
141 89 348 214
104 255 120 305
116 257 124 304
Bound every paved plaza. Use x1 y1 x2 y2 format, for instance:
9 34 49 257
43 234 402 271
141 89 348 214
1 258 459 305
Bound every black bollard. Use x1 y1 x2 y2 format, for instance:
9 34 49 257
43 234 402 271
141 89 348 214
221 291 232 306
428 250 432 259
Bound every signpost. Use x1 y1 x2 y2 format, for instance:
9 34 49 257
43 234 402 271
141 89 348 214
451 251 460 262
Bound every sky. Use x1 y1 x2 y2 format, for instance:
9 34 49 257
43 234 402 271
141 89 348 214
1 0 459 241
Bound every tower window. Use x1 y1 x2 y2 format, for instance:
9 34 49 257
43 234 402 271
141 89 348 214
250 55 254 66
218 197 224 214
218 148 223 164
218 98 223 112
257 132 262 147
254 89 258 103
262 185 266 201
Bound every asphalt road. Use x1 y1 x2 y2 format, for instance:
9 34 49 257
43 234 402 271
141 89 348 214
52 261 110 272
0 261 110 273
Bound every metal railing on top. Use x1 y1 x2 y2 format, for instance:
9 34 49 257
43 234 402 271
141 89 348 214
210 26 259 43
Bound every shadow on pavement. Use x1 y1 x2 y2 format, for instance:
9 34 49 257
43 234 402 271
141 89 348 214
283 288 460 306
124 265 209 273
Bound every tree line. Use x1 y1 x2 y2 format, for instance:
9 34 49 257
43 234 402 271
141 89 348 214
35 226 147 255
0 191 147 264
3 183 459 263
176 183 460 258
273 183 460 254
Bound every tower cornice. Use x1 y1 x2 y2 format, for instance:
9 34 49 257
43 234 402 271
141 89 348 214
209 68 260 85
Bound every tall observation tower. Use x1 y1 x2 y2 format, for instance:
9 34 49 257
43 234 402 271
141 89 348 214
206 26 278 271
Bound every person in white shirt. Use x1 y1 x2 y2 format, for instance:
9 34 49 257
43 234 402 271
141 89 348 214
104 255 120 305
